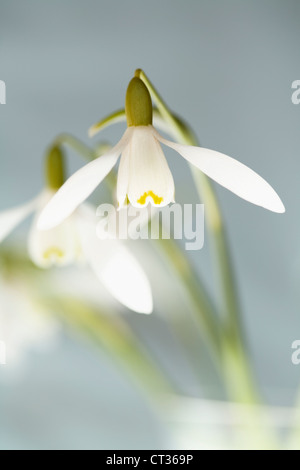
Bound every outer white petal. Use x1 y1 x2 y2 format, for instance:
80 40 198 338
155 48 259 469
77 205 153 314
37 128 134 231
28 215 80 269
0 194 41 243
28 192 81 268
157 133 285 213
126 126 175 208
116 145 130 209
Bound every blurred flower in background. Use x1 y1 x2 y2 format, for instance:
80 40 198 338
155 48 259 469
0 272 59 372
0 145 153 314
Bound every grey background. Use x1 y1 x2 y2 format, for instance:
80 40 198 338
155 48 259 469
0 0 300 449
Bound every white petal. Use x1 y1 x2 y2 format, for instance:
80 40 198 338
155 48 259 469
116 145 130 208
97 247 153 314
37 128 134 231
126 126 175 208
0 195 41 243
77 209 153 314
28 212 80 269
158 134 285 213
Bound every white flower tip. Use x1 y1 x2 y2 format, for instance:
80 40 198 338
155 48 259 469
37 208 61 231
94 248 154 315
279 205 286 214
36 215 51 231
114 277 154 315
125 282 153 315
136 299 153 315
259 190 285 214
269 198 285 214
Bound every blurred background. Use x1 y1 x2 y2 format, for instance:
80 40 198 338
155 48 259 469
0 0 300 449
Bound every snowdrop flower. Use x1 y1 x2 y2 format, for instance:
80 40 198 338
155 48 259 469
0 147 153 314
37 77 284 232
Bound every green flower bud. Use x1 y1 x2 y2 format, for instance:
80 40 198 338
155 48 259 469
125 77 153 127
46 145 65 190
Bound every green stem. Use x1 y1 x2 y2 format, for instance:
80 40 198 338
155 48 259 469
137 69 282 448
54 126 220 362
154 238 221 368
87 108 224 371
52 133 118 189
89 109 126 137
53 133 95 161
136 69 257 403
136 71 240 325
54 82 257 404
53 129 222 370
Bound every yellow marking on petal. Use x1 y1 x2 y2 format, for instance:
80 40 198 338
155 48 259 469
43 247 65 260
117 195 130 210
137 191 163 206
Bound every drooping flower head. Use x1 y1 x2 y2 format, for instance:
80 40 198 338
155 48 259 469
37 75 285 233
0 145 153 314
118 77 175 209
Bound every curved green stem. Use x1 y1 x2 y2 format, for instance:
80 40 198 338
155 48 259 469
89 107 171 137
89 109 126 137
154 238 221 368
136 69 257 403
53 133 94 161
52 133 117 189
57 123 223 378
136 70 241 327
52 81 257 405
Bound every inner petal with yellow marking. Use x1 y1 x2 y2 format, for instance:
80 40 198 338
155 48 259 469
137 191 164 206
124 126 175 208
43 247 65 261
